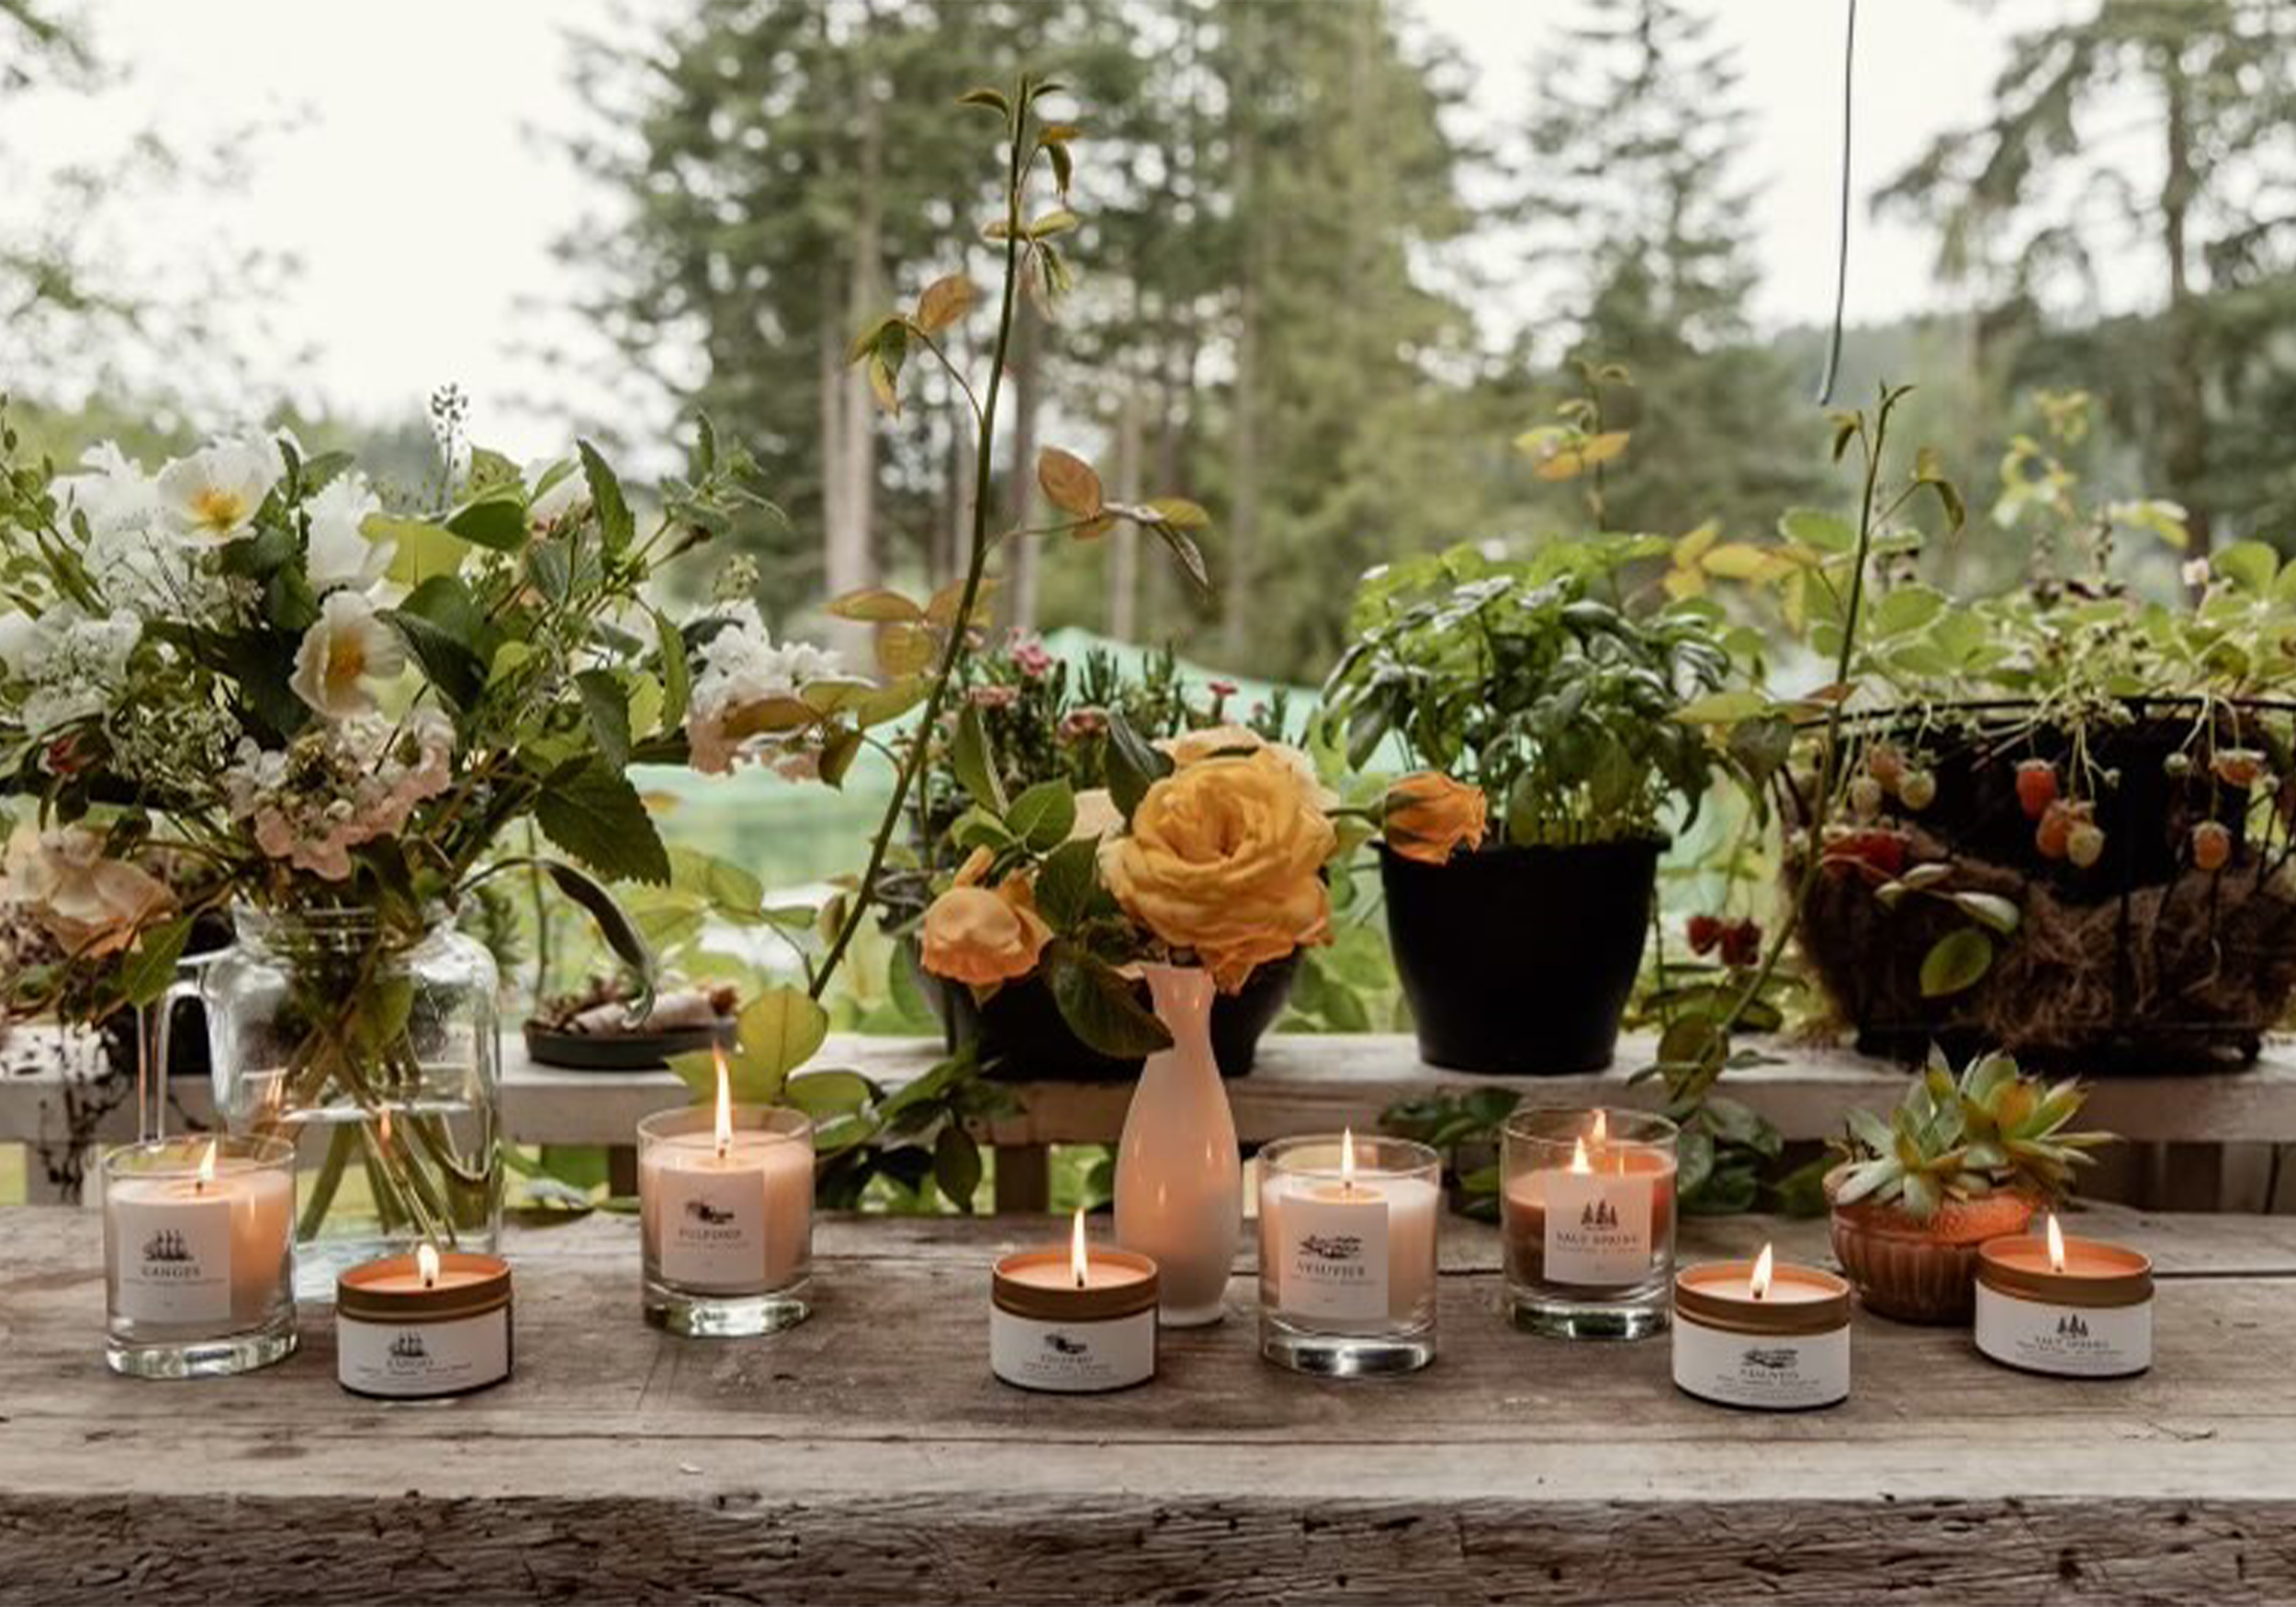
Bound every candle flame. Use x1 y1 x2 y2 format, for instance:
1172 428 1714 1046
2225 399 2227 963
2046 1212 2066 1275
713 1049 733 1159
195 1140 217 1193
417 1242 441 1290
1341 1127 1357 1192
1570 1137 1592 1174
1070 1207 1089 1290
1591 1109 1608 1145
1750 1242 1775 1300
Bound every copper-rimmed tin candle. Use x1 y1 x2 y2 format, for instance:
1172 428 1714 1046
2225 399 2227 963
1975 1214 2153 1377
1671 1246 1851 1410
337 1245 513 1399
991 1212 1159 1393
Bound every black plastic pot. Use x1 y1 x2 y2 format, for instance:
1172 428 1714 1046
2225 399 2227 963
1379 838 1660 1074
919 950 1297 1083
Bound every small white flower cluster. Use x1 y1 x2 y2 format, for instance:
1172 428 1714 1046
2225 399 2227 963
686 604 845 777
221 713 455 882
0 603 141 736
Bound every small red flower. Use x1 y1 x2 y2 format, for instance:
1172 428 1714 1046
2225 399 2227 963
1719 918 1762 968
1686 914 1723 955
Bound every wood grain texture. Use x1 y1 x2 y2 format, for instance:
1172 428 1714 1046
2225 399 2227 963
0 1208 2291 1604
12 1026 2296 1150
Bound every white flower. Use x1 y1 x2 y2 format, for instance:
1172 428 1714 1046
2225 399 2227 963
290 590 407 720
304 476 394 592
56 442 161 535
156 437 280 542
2182 557 2212 590
685 605 845 775
0 604 141 735
524 455 590 530
1 825 173 959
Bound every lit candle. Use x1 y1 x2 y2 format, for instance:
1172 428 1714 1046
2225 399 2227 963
1671 1242 1853 1410
991 1209 1160 1392
636 1053 816 1335
1256 1129 1443 1375
1501 1107 1678 1338
1974 1212 2154 1377
102 1134 298 1377
337 1241 515 1399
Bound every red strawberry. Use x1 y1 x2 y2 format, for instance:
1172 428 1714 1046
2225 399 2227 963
1719 918 1762 968
1686 914 1724 955
2016 759 2058 819
2192 820 2232 872
1865 746 1906 790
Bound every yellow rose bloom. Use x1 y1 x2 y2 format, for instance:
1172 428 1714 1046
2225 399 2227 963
1383 770 1488 865
1156 724 1266 767
920 871 1052 989
1101 747 1335 992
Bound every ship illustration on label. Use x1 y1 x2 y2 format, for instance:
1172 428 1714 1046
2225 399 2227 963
1741 1346 1796 1372
142 1229 193 1264
1297 1233 1364 1264
684 1199 737 1226
388 1331 429 1361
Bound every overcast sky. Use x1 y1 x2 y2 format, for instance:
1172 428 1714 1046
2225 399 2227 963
9 0 2072 454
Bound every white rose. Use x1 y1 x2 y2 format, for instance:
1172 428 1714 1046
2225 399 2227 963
304 477 394 592
156 437 281 542
290 590 407 720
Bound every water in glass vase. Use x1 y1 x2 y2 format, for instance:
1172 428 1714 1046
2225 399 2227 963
201 908 504 1299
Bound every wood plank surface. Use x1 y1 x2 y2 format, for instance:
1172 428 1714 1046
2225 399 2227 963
0 1206 2290 1603
13 1026 2296 1152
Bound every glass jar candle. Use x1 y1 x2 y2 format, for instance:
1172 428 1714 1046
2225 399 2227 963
1256 1131 1442 1376
1502 1107 1678 1339
101 1134 298 1378
637 1097 814 1337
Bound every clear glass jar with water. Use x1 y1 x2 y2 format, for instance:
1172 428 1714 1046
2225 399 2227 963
197 906 501 1298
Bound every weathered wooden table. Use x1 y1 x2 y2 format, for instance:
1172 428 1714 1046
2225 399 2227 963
3 1204 2290 1603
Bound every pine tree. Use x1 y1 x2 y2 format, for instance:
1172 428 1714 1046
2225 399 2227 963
1513 0 1819 540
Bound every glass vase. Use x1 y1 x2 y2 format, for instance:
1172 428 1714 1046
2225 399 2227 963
196 906 502 1299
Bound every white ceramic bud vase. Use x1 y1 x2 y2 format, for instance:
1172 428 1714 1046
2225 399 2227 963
1115 964 1240 1326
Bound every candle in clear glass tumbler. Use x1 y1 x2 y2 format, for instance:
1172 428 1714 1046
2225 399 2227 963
1257 1130 1442 1376
102 1134 298 1378
1502 1107 1678 1340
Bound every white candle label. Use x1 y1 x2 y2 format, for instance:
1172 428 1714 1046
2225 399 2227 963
112 1193 231 1323
1672 1313 1851 1410
657 1170 768 1289
1975 1285 2152 1377
339 1310 511 1398
1542 1171 1651 1286
990 1308 1155 1393
1277 1190 1390 1321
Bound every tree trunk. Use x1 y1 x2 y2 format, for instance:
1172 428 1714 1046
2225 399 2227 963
2160 42 2211 556
822 78 884 656
1220 11 1263 663
1004 295 1044 633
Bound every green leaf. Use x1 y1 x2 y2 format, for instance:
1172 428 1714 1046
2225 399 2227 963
577 441 635 555
653 609 691 736
1919 928 1994 998
444 493 527 552
673 983 829 1106
1951 892 2020 936
385 574 489 710
783 1068 873 1121
2217 540 2279 595
1872 586 1948 637
1047 947 1172 1058
951 702 1006 812
1033 837 1099 929
1105 710 1173 820
934 1125 983 1213
575 669 633 770
1779 507 1854 552
534 761 670 884
1673 690 1767 725
120 917 193 1009
1005 780 1077 852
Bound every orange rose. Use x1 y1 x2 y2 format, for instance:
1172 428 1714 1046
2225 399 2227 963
1100 747 1335 992
919 869 1052 988
1383 771 1488 865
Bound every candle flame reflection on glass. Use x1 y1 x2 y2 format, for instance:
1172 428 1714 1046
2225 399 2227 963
1750 1242 1775 1300
1591 1109 1607 1145
417 1241 441 1290
195 1139 217 1194
1570 1136 1592 1174
712 1050 733 1160
2046 1211 2066 1274
378 1107 392 1152
1070 1207 1089 1289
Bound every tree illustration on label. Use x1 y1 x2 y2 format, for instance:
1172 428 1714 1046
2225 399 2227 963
1543 1171 1652 1287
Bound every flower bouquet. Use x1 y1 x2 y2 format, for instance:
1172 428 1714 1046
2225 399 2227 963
0 399 856 1279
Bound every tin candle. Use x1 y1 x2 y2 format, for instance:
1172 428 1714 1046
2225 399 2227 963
1671 1244 1852 1410
337 1243 513 1399
991 1210 1159 1393
1975 1213 2153 1377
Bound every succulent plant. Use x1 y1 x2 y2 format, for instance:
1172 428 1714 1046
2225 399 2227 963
1831 1047 2112 1222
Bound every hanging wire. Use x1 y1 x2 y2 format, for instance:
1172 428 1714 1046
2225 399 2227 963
1814 0 1860 406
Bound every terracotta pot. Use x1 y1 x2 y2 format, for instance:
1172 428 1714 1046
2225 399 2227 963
1824 1164 2038 1324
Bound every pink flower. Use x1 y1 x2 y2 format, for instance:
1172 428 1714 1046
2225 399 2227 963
1060 708 1108 742
969 685 1019 710
1012 640 1054 679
